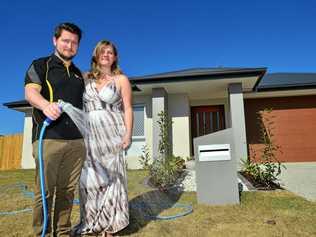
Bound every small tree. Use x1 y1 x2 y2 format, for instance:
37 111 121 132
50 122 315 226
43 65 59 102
258 108 284 187
157 111 172 159
139 144 150 170
242 108 284 189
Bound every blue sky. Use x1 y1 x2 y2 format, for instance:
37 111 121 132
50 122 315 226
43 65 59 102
0 0 315 135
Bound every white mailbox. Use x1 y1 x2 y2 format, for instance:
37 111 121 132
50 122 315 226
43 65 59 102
198 144 231 162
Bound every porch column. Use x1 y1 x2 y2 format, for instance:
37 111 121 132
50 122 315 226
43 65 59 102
21 110 35 169
228 83 248 169
152 88 168 159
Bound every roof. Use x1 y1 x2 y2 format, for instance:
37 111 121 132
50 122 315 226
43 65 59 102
257 73 316 91
130 67 266 83
3 100 29 108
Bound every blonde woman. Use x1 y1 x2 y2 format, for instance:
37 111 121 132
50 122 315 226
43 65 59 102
72 40 133 237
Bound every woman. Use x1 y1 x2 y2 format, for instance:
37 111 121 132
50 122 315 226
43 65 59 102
72 40 133 237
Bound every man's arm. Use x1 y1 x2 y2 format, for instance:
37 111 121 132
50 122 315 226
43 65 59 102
24 61 61 120
25 85 61 120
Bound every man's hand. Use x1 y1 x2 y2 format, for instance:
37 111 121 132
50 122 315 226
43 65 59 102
43 103 62 120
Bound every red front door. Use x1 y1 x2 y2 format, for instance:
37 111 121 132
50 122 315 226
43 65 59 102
191 105 226 154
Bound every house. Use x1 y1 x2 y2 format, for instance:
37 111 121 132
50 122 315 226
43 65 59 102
4 68 316 169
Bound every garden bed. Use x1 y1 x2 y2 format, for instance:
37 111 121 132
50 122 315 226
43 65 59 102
239 171 283 191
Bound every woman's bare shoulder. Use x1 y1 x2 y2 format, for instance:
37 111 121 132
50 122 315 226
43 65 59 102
116 74 130 84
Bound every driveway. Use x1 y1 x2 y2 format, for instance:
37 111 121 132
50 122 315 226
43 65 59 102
278 162 316 202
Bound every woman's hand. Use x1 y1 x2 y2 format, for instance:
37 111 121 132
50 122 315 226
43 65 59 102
121 133 131 150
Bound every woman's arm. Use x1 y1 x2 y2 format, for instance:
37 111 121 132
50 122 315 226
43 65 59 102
119 74 133 149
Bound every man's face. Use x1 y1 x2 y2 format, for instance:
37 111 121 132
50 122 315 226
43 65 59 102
53 30 79 61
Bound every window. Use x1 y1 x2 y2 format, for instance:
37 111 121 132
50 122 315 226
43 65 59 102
132 105 145 138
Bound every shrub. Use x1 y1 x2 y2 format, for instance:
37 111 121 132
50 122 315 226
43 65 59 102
149 155 185 191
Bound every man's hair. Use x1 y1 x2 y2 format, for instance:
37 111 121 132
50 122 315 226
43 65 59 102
54 22 82 41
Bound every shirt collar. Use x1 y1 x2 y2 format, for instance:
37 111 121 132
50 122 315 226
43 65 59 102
51 53 73 68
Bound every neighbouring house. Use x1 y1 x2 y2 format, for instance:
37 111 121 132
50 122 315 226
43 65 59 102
4 68 316 169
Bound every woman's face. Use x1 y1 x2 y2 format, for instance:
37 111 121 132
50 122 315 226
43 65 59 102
97 45 116 68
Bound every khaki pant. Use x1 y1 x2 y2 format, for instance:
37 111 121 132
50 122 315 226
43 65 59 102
32 139 85 237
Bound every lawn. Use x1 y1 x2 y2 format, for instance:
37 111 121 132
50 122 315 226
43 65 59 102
0 169 315 237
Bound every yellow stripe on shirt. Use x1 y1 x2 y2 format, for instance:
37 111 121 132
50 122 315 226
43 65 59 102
25 83 42 90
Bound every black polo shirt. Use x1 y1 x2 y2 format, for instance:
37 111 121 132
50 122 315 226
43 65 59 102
25 54 85 142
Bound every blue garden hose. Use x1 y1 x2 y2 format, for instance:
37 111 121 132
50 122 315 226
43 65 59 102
38 117 53 237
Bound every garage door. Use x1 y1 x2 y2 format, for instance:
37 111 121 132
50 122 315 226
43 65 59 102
244 95 316 162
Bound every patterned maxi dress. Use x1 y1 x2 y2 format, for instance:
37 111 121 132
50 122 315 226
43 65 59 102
72 78 129 235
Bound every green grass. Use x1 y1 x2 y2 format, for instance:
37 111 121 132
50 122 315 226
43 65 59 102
0 169 316 236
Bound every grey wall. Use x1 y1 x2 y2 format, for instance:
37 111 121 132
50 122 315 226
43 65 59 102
228 83 248 169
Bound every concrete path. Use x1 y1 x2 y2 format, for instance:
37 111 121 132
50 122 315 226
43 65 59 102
278 162 316 202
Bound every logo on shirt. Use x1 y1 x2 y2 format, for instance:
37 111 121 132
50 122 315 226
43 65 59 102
74 74 82 80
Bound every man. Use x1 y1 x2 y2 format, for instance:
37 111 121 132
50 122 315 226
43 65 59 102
25 22 85 236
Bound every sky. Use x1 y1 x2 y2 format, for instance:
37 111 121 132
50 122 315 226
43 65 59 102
0 0 315 135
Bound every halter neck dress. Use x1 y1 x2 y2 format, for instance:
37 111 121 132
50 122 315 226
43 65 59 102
72 77 129 235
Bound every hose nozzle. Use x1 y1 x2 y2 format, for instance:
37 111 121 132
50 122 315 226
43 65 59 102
57 99 70 111
43 117 52 126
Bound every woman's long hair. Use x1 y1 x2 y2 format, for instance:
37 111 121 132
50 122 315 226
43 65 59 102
87 40 123 79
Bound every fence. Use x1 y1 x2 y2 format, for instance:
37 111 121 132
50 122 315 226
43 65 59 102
0 134 23 170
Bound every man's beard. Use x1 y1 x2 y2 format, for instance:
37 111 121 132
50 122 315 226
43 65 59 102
56 49 75 61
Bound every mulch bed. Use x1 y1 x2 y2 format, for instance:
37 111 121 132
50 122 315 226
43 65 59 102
239 171 283 191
